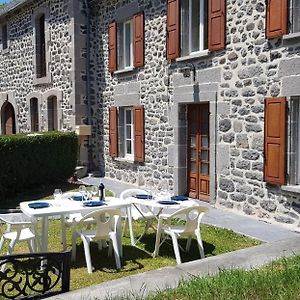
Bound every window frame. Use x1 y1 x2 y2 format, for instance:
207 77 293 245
1 23 8 51
123 107 134 159
181 0 207 57
118 19 133 70
289 0 300 34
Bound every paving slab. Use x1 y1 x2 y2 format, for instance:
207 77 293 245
48 237 300 300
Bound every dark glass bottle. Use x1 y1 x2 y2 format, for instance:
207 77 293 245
99 183 105 201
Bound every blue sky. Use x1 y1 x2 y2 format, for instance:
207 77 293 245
0 0 10 4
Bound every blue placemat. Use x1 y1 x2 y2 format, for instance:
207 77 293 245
83 201 106 207
71 195 83 201
29 202 50 209
171 195 188 201
158 200 178 205
134 194 153 200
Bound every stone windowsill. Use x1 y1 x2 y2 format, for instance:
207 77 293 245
283 32 300 42
176 50 210 62
114 66 135 75
114 156 135 164
281 185 300 194
33 74 52 85
1 47 9 55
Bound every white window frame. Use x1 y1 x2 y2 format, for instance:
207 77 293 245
119 19 133 70
181 0 206 56
289 0 300 33
124 107 134 159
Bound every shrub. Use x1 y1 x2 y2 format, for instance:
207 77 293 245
0 132 78 201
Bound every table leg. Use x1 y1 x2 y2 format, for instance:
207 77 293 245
126 206 135 246
61 214 67 251
41 217 49 252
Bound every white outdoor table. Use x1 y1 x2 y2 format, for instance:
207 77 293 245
20 196 133 252
128 197 199 246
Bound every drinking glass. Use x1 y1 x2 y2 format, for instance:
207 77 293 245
79 185 86 201
53 189 62 200
90 185 98 198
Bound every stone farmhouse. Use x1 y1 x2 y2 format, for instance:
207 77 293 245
1 0 300 229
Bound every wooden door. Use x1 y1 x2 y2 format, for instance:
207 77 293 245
3 103 16 135
188 104 210 201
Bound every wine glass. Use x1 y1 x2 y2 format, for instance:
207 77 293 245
78 185 86 201
90 185 98 199
53 189 62 200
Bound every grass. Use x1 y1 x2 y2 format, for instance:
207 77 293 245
144 255 300 300
0 182 261 292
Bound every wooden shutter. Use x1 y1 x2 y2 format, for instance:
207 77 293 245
109 106 118 158
108 22 117 73
166 0 180 60
133 12 144 68
266 0 288 39
208 0 226 51
134 105 145 162
264 97 286 185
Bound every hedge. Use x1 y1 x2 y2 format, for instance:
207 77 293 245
0 132 78 200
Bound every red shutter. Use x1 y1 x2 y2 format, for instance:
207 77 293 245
134 105 145 162
264 97 286 185
166 0 180 60
109 106 118 158
133 12 144 68
266 0 287 39
208 0 226 51
108 22 117 72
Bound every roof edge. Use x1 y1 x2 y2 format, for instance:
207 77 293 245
0 0 34 19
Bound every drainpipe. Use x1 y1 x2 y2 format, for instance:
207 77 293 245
84 0 93 173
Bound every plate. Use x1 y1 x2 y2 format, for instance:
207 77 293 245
70 195 83 201
28 202 50 209
134 194 153 200
171 196 188 201
83 201 106 207
158 200 178 205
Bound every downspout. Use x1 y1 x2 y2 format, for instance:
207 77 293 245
84 0 93 173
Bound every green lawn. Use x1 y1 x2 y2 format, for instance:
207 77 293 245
146 255 300 300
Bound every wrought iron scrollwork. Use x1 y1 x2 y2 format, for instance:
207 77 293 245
0 252 70 299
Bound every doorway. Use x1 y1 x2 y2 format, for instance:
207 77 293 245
187 103 210 201
1 102 16 135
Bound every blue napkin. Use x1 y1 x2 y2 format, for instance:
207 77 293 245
29 202 50 209
158 200 178 205
71 195 83 201
171 195 188 201
134 194 153 200
83 201 106 207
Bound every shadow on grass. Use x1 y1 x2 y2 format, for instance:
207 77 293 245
71 243 153 273
140 232 215 263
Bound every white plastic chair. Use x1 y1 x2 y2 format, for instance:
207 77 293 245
71 208 123 273
60 192 95 250
153 206 209 264
120 188 156 244
0 213 37 255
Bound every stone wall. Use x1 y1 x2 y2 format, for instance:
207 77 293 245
90 0 300 229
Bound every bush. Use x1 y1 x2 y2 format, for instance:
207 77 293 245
0 132 78 201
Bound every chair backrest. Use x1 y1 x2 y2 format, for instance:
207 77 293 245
79 208 122 240
119 188 150 201
167 206 209 234
0 213 32 225
120 188 153 220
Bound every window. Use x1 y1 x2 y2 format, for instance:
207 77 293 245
118 20 133 70
30 98 39 132
109 106 145 162
289 97 300 184
120 107 134 159
2 24 8 50
181 0 207 56
47 96 58 131
289 0 300 33
35 14 46 78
